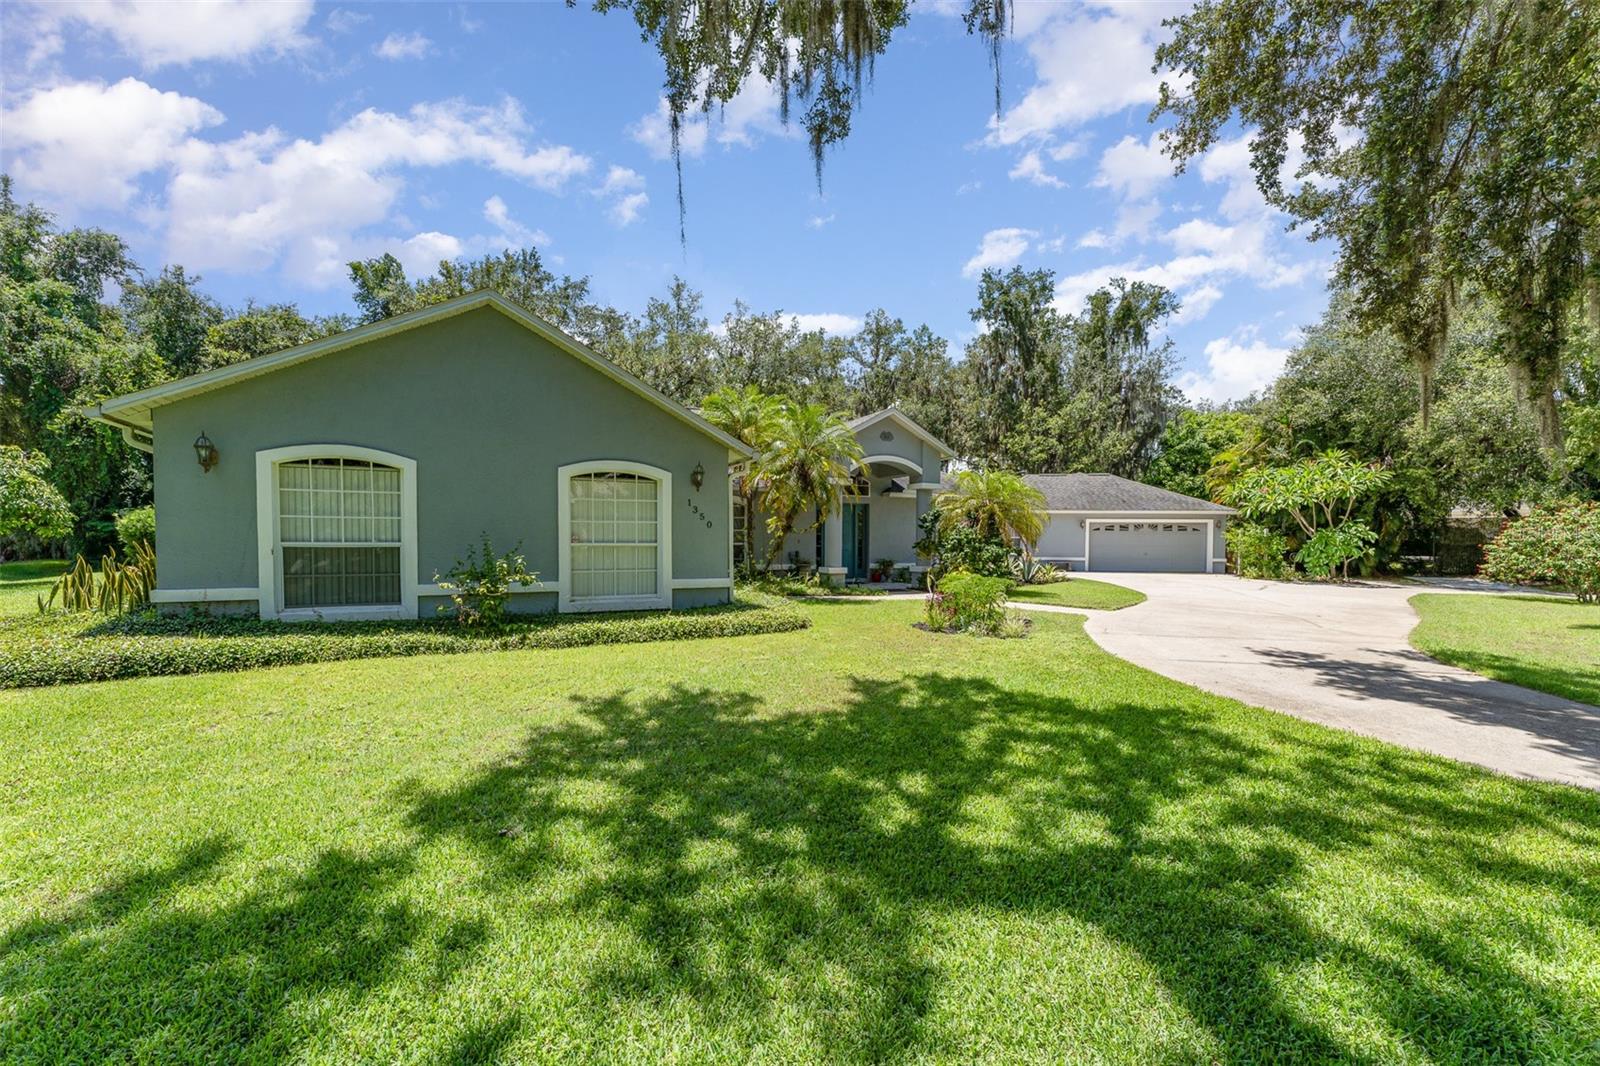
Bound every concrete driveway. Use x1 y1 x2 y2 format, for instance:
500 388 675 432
1054 573 1600 790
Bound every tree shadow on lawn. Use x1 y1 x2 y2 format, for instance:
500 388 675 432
401 674 1600 1061
0 838 490 1062
4 672 1597 1062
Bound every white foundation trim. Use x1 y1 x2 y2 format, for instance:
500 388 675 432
671 577 733 590
417 581 555 598
150 587 259 603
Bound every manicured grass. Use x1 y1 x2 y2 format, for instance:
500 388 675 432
1411 592 1600 706
0 592 806 688
2 600 1596 1062
0 560 66 618
1007 576 1147 610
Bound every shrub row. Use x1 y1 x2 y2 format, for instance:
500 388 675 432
0 592 808 689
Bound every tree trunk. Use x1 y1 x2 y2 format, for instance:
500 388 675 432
1507 358 1566 456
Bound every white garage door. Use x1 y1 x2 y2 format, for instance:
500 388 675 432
1087 521 1208 572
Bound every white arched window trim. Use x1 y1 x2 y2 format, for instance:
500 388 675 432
854 454 923 478
255 444 419 621
558 459 673 613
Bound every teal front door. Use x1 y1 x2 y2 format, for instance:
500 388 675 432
843 503 870 580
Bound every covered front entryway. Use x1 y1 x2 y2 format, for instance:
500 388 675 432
1086 520 1210 573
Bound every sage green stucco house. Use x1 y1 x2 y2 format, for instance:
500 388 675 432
79 291 752 620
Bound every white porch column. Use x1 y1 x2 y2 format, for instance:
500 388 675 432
821 501 845 581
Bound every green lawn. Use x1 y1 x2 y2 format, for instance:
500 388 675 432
1007 576 1146 610
1411 592 1600 706
2 600 1596 1062
0 560 66 618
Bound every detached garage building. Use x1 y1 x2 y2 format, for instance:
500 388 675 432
1025 474 1233 573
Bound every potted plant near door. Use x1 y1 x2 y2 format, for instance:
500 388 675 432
872 558 896 583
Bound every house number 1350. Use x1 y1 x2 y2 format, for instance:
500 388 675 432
686 498 713 528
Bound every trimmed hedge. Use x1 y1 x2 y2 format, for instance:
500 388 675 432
0 591 808 688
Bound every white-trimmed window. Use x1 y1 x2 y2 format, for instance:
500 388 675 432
256 445 418 621
558 461 673 612
732 497 747 568
278 458 402 608
570 473 658 598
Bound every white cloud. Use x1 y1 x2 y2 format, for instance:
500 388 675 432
962 227 1037 278
788 313 863 335
325 8 370 33
628 79 788 160
808 213 836 229
1178 333 1290 403
595 164 644 196
374 31 433 60
985 7 1170 146
590 165 647 226
4 83 594 286
1077 229 1112 250
1173 283 1223 324
1093 132 1172 201
608 192 649 226
1008 150 1064 188
1 78 223 208
956 179 983 195
26 0 314 67
482 195 550 248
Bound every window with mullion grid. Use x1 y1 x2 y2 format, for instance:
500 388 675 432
278 458 402 608
569 472 659 599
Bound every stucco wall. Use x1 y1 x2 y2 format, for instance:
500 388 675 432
150 305 734 608
1036 512 1229 573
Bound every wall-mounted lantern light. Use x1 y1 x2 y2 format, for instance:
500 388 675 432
691 462 705 490
193 431 219 473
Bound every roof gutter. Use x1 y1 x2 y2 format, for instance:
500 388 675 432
76 404 154 454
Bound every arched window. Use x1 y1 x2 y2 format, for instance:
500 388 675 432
559 461 672 611
256 445 417 619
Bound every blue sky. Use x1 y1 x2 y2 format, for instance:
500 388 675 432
1 1 1334 402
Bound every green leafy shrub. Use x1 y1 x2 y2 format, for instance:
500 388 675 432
115 506 155 553
1226 522 1293 580
916 509 1010 583
435 533 540 627
38 543 156 614
925 571 1015 635
1481 501 1600 603
1295 521 1378 580
0 591 808 688
0 446 73 544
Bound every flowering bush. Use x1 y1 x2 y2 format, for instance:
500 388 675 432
1481 501 1600 603
925 571 1016 635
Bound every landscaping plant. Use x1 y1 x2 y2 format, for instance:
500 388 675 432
1225 522 1293 580
925 571 1017 636
435 534 541 626
114 505 155 553
1481 500 1600 603
37 542 155 614
915 509 1010 584
1226 449 1391 580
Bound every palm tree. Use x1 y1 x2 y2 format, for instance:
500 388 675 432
756 401 867 567
934 469 1046 549
701 385 782 567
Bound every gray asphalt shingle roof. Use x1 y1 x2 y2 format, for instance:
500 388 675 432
942 472 1233 514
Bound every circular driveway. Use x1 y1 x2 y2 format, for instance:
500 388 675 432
1055 574 1600 790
